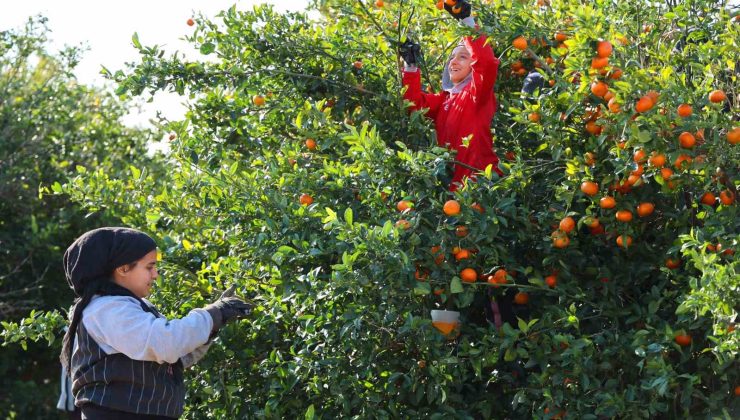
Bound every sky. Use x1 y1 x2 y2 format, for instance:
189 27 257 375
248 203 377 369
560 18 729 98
1 0 311 128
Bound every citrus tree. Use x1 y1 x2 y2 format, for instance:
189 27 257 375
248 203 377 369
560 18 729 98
6 0 739 418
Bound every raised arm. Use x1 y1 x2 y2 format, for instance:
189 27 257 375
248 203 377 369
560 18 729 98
402 68 445 119
464 35 499 107
447 4 500 107
399 38 444 119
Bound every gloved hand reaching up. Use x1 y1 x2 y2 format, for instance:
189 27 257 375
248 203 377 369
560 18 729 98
204 285 252 334
399 38 421 67
444 0 471 21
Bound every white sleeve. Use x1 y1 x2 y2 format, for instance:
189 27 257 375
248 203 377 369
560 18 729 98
180 342 213 369
461 17 476 28
82 296 213 364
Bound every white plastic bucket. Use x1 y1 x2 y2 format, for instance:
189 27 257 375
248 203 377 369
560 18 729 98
431 310 460 337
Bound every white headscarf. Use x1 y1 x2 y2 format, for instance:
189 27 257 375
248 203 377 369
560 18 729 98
441 42 473 94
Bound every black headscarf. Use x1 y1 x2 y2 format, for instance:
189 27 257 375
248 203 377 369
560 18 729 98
60 227 159 375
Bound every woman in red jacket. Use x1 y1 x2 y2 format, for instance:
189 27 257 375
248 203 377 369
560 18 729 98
400 1 501 191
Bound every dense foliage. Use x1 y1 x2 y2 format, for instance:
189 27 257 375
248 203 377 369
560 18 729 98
4 1 739 418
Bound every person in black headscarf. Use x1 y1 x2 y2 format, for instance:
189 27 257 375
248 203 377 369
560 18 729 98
60 227 251 420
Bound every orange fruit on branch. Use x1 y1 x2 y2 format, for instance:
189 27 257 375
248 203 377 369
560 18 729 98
581 181 599 196
633 149 647 163
616 235 633 248
678 132 696 149
591 56 609 69
673 154 692 170
596 40 613 58
590 81 609 97
607 98 621 113
455 225 468 237
615 209 633 222
585 121 603 135
551 230 570 248
559 216 576 233
512 36 528 51
584 152 596 166
299 193 314 206
514 292 530 305
397 200 413 212
599 196 617 209
635 96 654 113
461 268 478 283
454 249 471 261
699 192 716 206
492 269 508 284
636 202 655 217
719 190 735 205
649 153 666 168
252 95 266 106
727 127 740 145
674 334 692 346
589 224 605 235
395 219 411 229
545 275 557 288
582 216 600 228
708 90 726 103
677 103 692 117
443 199 461 216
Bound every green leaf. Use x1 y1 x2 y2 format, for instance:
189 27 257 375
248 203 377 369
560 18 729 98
322 207 337 224
200 42 216 55
344 207 353 226
450 277 464 294
504 346 517 362
132 32 142 49
414 282 431 295
305 404 315 420
517 317 529 333
130 165 141 179
277 246 296 254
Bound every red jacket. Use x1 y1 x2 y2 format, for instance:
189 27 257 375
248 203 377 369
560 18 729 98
403 35 501 191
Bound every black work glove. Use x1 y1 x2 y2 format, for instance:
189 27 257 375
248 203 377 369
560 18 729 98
444 0 471 20
399 38 421 66
204 285 252 334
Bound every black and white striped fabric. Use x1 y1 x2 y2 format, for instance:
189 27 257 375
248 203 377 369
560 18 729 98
72 321 184 418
